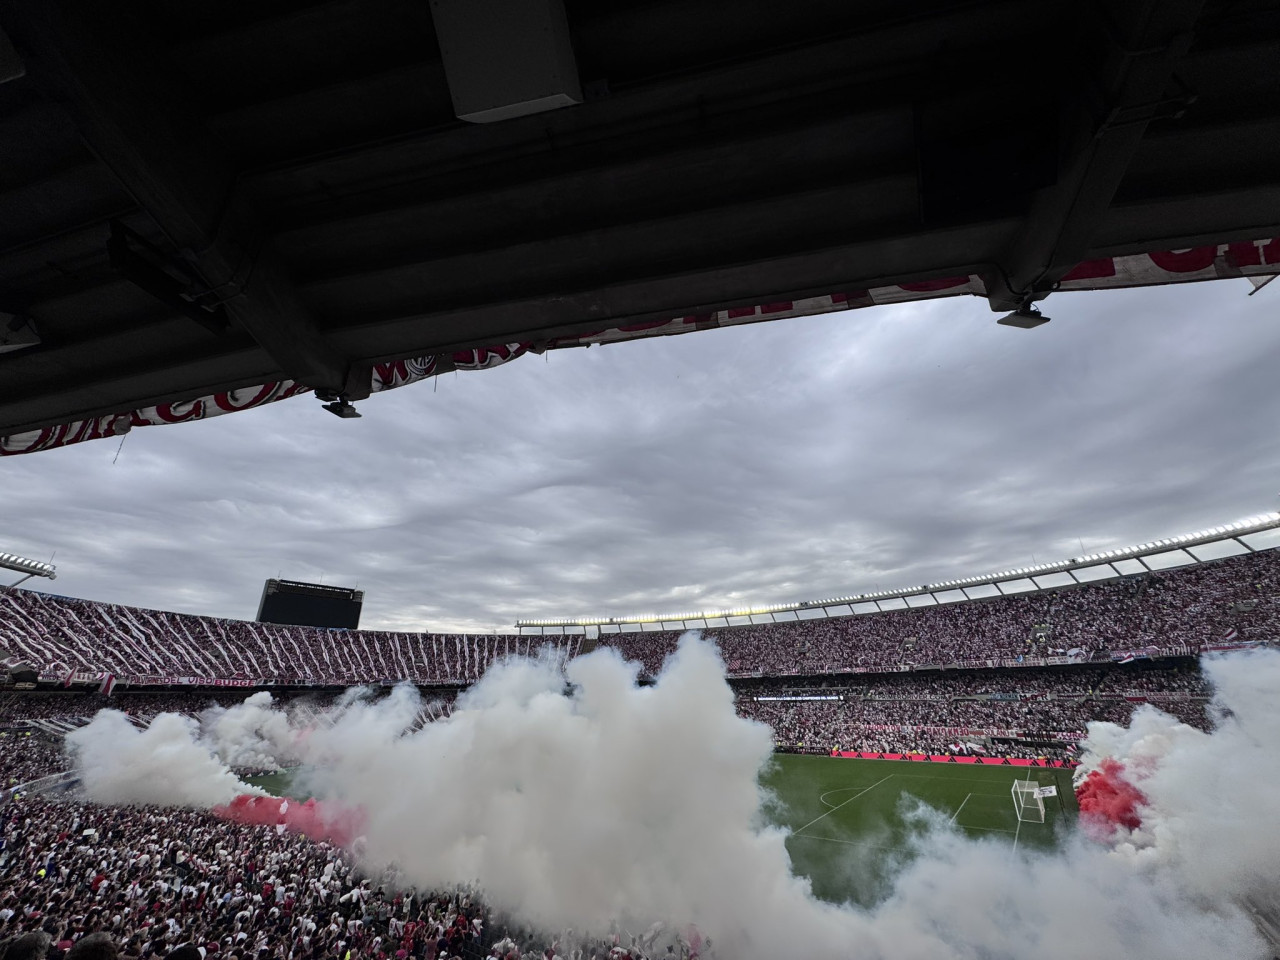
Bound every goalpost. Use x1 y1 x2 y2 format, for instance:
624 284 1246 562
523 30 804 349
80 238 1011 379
1011 778 1047 824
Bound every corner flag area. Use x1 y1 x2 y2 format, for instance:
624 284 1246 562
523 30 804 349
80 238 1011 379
763 755 1077 906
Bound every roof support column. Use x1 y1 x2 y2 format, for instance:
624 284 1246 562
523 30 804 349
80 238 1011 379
983 0 1206 311
6 0 368 398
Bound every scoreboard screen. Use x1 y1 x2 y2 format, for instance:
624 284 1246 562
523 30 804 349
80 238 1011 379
257 579 363 629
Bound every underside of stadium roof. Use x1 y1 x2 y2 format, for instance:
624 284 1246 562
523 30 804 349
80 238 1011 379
2 0 1279 452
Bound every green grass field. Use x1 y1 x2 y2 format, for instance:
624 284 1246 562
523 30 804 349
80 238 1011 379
245 769 296 797
247 755 1077 908
762 755 1077 905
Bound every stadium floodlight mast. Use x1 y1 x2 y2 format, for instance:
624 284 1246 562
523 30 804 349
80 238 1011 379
0 550 56 588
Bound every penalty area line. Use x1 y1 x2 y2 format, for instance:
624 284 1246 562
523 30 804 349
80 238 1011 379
818 783 889 808
790 833 888 850
792 774 894 836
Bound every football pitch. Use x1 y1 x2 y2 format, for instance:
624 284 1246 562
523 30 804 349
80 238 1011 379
763 754 1077 905
246 769 295 797
248 754 1077 908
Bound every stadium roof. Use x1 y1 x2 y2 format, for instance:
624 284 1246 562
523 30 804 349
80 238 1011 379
516 512 1280 630
2 0 1279 454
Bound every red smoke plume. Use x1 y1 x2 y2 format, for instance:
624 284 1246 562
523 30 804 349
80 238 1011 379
213 794 365 847
1075 758 1147 838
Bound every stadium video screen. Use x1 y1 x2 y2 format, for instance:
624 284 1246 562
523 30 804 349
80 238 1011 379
257 578 363 629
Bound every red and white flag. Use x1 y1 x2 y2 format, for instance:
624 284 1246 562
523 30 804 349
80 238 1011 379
98 674 116 697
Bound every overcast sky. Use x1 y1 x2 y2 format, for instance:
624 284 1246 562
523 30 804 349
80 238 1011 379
3 279 1279 633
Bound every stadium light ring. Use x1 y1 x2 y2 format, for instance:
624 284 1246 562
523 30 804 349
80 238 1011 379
519 512 1280 627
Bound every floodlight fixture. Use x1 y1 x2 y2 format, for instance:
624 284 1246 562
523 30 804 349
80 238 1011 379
997 305 1050 329
315 389 362 419
322 399 362 419
0 551 56 587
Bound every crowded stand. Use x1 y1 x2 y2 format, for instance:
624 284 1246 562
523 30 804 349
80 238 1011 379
0 661 1210 958
0 550 1265 960
0 549 1264 786
0 662 1210 785
2 549 1276 689
0 794 606 960
0 592 580 687
601 548 1279 677
0 732 70 788
734 662 1211 756
0 691 256 726
0 690 459 729
734 661 1209 699
737 690 1207 757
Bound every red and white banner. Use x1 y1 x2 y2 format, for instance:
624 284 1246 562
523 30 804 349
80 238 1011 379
1200 640 1262 653
119 675 262 687
833 722 1024 738
831 750 1076 767
46 670 105 686
37 671 263 688
4 238 1276 457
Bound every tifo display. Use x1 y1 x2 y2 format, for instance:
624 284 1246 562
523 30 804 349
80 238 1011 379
1 546 1275 688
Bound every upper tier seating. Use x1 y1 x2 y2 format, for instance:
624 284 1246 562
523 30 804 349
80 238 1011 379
1 548 1274 685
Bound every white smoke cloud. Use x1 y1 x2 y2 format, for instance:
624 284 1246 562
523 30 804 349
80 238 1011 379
1076 649 1280 904
199 691 301 770
304 637 1269 960
64 638 1279 959
66 709 264 807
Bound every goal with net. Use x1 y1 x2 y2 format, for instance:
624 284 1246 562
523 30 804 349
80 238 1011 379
1011 779 1046 823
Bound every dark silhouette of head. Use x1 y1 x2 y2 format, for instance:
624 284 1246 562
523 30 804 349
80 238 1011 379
3 932 52 960
69 934 119 960
164 947 202 960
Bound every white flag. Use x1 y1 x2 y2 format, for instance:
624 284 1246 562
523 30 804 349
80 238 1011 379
1034 785 1058 799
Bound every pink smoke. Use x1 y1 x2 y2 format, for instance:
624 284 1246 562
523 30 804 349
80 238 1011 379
213 794 365 847
1075 758 1147 839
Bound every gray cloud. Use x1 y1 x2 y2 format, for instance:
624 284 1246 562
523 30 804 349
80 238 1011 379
3 279 1278 631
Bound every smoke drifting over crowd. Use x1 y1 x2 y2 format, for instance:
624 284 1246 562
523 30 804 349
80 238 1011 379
65 638 1279 960
66 709 266 807
199 690 302 770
